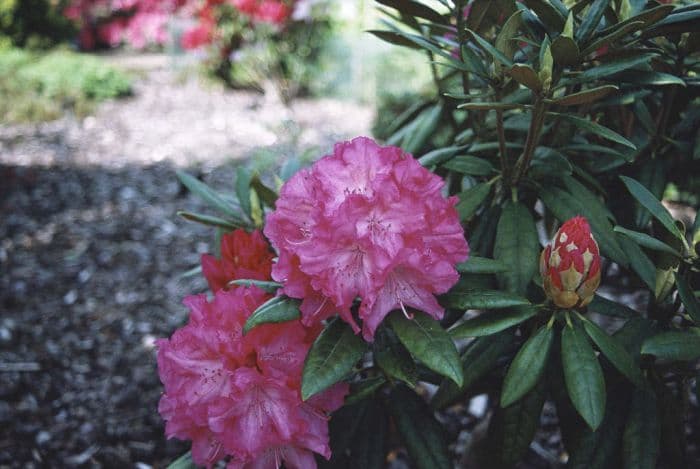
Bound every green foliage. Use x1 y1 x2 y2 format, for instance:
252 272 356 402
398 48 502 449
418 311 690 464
0 0 74 49
0 47 131 123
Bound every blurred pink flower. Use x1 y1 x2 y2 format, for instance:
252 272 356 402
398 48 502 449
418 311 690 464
264 137 469 341
200 229 274 292
157 288 347 468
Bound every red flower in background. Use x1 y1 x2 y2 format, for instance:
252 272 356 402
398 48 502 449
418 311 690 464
540 216 601 309
201 229 275 292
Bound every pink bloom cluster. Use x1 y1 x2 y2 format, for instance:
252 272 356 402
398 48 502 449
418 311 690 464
158 230 346 468
264 137 469 341
201 229 275 292
232 0 295 25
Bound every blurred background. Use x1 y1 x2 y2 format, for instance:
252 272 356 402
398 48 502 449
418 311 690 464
0 0 439 466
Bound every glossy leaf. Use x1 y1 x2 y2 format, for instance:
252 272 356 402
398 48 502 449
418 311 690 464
376 0 446 23
562 324 606 430
614 226 682 258
301 319 367 400
389 312 463 386
493 202 540 295
456 183 491 221
589 295 637 318
442 288 531 310
243 296 300 333
612 70 686 87
501 325 553 407
550 112 636 149
467 28 514 67
620 176 684 241
520 0 566 31
374 328 418 387
568 53 655 84
389 386 451 469
418 145 467 166
449 305 537 340
509 63 542 91
641 331 700 362
576 0 610 43
583 319 643 386
443 155 495 175
551 85 618 106
456 256 508 274
368 30 422 49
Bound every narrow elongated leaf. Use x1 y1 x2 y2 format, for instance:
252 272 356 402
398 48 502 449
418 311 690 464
675 272 700 324
344 377 386 406
551 85 618 106
488 377 547 467
598 4 674 36
562 325 606 430
389 312 463 386
589 295 637 318
550 112 636 149
442 289 530 310
576 0 610 43
456 183 491 221
623 388 659 469
457 102 525 110
347 398 389 469
641 331 700 361
176 170 245 222
612 70 686 87
493 202 540 295
177 211 240 230
620 176 684 241
167 452 195 469
376 0 446 23
443 155 495 175
456 256 508 274
250 175 278 208
583 319 643 385
618 234 656 292
568 53 655 84
389 386 451 469
501 325 553 407
374 328 418 387
418 145 467 166
450 305 536 340
520 0 566 31
244 296 300 334
432 331 514 409
368 30 421 49
235 167 252 219
495 10 524 59
467 29 514 67
614 226 682 257
301 319 367 400
229 279 281 293
581 21 645 56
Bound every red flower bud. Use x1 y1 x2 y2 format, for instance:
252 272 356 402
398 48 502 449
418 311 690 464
540 216 601 308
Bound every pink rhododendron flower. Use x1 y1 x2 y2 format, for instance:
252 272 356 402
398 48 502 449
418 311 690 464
201 229 275 292
264 137 469 341
157 287 347 468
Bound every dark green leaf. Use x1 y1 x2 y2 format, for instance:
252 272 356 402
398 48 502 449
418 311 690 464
612 70 686 87
583 319 643 386
581 21 645 56
376 0 446 23
643 8 700 38
568 53 656 84
389 386 451 469
244 296 300 334
501 325 553 407
589 295 637 318
389 312 463 386
301 319 367 400
614 226 682 257
550 85 618 106
443 155 496 175
520 0 566 31
675 272 700 324
167 452 195 469
235 167 252 219
456 183 491 221
493 202 540 295
456 256 508 274
576 0 610 43
450 305 537 340
418 145 467 166
641 331 700 361
622 388 659 469
432 331 514 409
374 328 418 387
618 234 656 292
508 63 542 91
442 289 531 310
344 377 386 406
551 36 580 66
403 104 443 154
598 4 674 36
347 398 389 469
467 28 515 67
250 175 278 208
229 279 281 293
176 211 240 230
176 170 247 223
495 10 524 61
550 112 636 149
457 102 526 110
562 324 606 430
620 176 684 241
368 30 422 49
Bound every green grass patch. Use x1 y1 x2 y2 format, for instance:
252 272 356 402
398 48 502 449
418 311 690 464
0 47 132 123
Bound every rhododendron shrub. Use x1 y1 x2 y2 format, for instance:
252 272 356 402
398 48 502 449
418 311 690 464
164 1 699 466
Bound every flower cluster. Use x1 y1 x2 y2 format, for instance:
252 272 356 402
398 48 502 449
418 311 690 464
232 0 295 25
264 137 469 341
158 231 346 468
540 216 601 309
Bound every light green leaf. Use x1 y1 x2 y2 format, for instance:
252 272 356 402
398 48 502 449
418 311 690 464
301 319 367 400
229 279 282 293
501 325 553 407
244 296 300 334
450 305 537 340
167 452 196 469
562 324 606 430
389 312 463 386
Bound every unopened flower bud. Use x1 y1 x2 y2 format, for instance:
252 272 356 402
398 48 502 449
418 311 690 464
540 216 601 308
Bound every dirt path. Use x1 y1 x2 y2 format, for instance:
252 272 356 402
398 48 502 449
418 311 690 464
0 58 372 467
